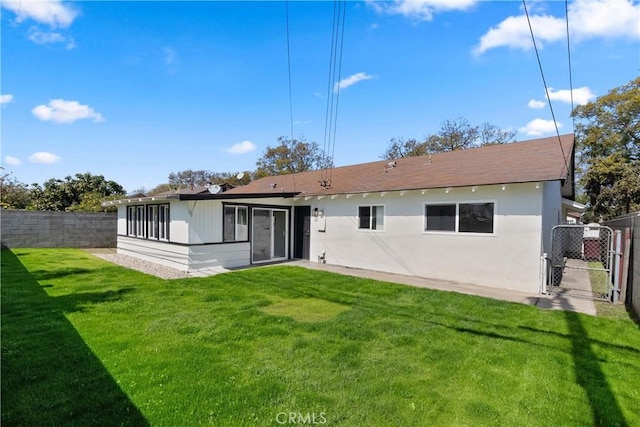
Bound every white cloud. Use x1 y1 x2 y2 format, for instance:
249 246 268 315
225 140 256 155
569 0 640 40
474 14 564 55
1 0 79 28
335 72 374 92
1 94 14 105
28 152 61 164
28 27 75 49
4 156 21 166
519 118 562 136
528 99 546 109
475 0 640 55
547 86 596 105
369 0 478 22
32 99 104 124
163 46 177 65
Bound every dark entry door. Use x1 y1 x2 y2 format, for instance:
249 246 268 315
294 206 311 260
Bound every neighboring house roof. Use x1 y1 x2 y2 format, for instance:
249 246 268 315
225 134 575 197
153 183 236 197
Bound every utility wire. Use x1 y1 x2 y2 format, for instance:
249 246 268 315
329 1 347 184
285 1 296 191
321 1 340 186
565 0 575 131
321 0 347 187
523 0 569 176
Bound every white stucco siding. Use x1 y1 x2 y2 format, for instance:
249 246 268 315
188 242 251 271
307 184 545 293
117 236 250 272
168 201 190 244
541 180 562 254
186 200 221 244
117 236 191 271
117 206 127 235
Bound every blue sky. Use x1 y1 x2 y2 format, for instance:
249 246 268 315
2 0 639 193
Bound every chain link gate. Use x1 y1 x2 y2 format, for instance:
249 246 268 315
548 224 614 301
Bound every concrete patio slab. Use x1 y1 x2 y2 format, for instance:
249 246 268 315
288 260 599 316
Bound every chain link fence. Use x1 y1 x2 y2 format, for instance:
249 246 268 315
549 225 614 300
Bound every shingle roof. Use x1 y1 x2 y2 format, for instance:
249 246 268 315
225 134 574 197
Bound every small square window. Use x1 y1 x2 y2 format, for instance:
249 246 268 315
358 205 384 230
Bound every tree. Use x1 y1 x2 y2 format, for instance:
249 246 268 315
30 172 125 212
168 170 216 188
381 118 515 159
166 170 253 190
381 138 428 160
573 77 640 221
479 122 517 146
0 169 32 209
255 136 332 177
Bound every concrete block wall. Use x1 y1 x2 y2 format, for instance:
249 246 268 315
633 218 640 318
1 210 117 248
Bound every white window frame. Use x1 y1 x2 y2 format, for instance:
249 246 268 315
224 205 249 242
127 206 137 236
424 203 456 233
158 204 170 241
357 204 385 231
126 204 169 241
147 205 159 239
135 205 145 238
424 201 496 235
145 204 170 241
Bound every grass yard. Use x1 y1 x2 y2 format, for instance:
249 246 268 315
2 248 640 426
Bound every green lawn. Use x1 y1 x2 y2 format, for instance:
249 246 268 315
2 248 640 426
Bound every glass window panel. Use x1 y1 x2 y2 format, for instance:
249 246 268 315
459 203 494 233
224 206 236 241
373 206 384 230
358 206 371 229
236 207 248 241
425 204 456 232
159 205 169 240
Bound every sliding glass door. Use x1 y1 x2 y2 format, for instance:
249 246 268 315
251 208 288 263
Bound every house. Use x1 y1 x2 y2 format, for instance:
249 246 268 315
103 133 579 293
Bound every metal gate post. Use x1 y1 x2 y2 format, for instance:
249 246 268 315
540 253 548 294
613 230 622 303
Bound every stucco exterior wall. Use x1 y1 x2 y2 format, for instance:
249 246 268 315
306 183 545 293
541 180 562 254
117 236 251 272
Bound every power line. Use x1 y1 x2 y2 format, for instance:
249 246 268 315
321 0 347 188
522 0 569 176
285 1 296 191
329 1 347 184
565 0 575 131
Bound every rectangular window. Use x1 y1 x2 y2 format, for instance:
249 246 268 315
425 204 456 232
126 204 169 240
224 205 249 241
424 202 494 234
358 205 384 230
147 205 159 239
159 204 170 241
459 203 494 234
127 206 136 236
135 206 145 237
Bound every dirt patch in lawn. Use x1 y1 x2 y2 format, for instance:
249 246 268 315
261 297 350 323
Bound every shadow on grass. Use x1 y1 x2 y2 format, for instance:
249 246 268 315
1 248 149 426
565 311 628 426
28 267 96 281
